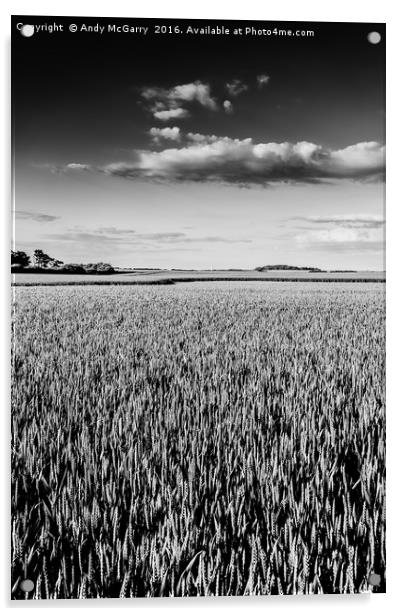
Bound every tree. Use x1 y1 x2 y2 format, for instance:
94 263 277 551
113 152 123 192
97 263 115 273
11 250 30 268
48 259 64 268
33 249 53 268
83 262 115 274
62 264 86 273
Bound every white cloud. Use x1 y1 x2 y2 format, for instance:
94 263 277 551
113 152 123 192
257 74 270 87
225 79 248 97
39 162 93 174
292 212 385 252
328 142 385 178
99 136 385 185
149 126 181 142
296 226 384 252
223 100 233 114
59 136 385 186
65 163 91 171
141 80 218 121
153 108 190 121
170 81 217 109
293 214 385 228
298 227 380 243
186 133 220 144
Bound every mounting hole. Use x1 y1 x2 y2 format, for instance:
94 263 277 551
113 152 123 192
20 579 34 593
20 24 34 38
367 31 381 45
368 572 381 586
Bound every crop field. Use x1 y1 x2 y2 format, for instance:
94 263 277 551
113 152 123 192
12 269 386 286
11 282 385 598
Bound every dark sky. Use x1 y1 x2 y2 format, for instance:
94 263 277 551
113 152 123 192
11 16 385 269
12 17 385 161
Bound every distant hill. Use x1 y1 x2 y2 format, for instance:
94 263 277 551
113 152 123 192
255 264 323 272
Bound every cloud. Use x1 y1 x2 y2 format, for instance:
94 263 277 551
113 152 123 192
141 80 218 121
140 86 163 101
41 162 93 174
97 137 385 186
223 100 233 114
45 228 250 246
171 82 217 109
257 74 270 87
15 210 60 222
65 163 92 171
291 214 385 229
296 226 384 252
291 213 385 253
95 226 136 235
225 79 248 97
149 126 181 143
153 108 190 121
186 132 220 144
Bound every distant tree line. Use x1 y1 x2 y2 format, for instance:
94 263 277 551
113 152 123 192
11 250 115 274
255 264 323 272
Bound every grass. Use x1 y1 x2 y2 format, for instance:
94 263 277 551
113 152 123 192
12 277 386 287
11 282 385 598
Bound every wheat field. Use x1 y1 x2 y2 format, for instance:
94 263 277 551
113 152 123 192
11 282 385 598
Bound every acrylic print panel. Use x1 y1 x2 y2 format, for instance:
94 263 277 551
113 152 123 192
11 16 385 599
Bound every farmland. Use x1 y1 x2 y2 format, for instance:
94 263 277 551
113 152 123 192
12 269 385 286
11 282 385 598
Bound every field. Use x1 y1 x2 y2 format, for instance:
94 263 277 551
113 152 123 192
11 282 386 598
12 269 386 286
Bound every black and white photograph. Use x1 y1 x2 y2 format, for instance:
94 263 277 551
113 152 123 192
11 15 385 599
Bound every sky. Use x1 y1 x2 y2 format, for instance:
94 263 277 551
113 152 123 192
12 17 385 270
